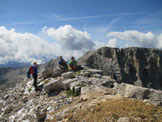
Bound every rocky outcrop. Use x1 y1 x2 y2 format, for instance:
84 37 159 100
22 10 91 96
117 83 162 106
1 47 162 122
0 66 162 122
44 79 63 95
78 47 162 90
42 59 64 78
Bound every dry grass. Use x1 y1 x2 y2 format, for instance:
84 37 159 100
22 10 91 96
53 98 162 122
45 90 162 122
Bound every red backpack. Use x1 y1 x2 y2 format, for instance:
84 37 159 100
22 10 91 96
30 66 34 74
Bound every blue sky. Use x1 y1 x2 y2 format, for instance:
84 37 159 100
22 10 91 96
1 0 162 33
0 0 162 63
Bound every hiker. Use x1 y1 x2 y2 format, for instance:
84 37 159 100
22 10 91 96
69 56 77 71
58 56 68 71
27 62 38 91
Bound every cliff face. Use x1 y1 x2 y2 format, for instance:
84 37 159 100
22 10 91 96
78 47 162 90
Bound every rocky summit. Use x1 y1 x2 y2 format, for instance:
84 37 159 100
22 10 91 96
78 47 162 90
0 47 162 122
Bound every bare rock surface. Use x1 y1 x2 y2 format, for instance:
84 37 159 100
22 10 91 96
1 47 162 122
78 47 162 90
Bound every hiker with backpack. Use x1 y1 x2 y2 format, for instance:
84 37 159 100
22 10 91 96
27 62 38 91
58 56 68 72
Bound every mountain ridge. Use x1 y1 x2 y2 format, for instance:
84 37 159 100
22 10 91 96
78 47 162 90
0 46 162 122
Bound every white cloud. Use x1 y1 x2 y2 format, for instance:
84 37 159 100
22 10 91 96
107 39 118 48
0 26 56 64
0 25 95 64
107 30 162 49
94 39 118 49
42 25 94 50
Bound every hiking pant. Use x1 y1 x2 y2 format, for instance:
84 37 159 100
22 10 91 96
32 74 37 88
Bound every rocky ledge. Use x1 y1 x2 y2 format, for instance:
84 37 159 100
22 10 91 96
78 47 162 90
0 47 162 122
0 67 162 122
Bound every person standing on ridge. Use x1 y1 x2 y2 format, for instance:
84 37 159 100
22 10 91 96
69 56 77 71
58 56 68 72
27 61 38 91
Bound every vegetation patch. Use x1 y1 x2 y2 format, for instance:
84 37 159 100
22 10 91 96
63 98 162 122
65 90 77 97
28 88 31 92
44 80 50 84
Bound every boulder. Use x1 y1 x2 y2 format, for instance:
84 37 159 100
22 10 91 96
74 86 81 96
117 83 162 105
42 67 53 78
62 79 78 90
70 81 80 91
44 79 63 95
70 81 84 96
42 58 63 78
62 72 74 80
52 68 64 78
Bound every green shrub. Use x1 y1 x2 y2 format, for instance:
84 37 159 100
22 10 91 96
76 83 86 87
28 88 31 92
44 80 50 84
66 90 77 97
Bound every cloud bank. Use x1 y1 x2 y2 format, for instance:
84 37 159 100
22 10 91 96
0 25 97 64
107 30 162 49
4 25 162 64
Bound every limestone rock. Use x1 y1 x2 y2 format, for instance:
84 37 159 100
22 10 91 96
52 68 64 78
62 78 78 90
62 72 74 80
42 58 63 78
117 83 162 105
78 47 162 90
42 67 53 78
70 81 80 91
74 86 81 96
44 79 63 95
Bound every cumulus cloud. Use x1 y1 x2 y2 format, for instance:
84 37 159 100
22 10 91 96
107 39 118 48
94 39 118 49
42 25 94 50
107 30 162 49
0 26 56 64
0 25 95 64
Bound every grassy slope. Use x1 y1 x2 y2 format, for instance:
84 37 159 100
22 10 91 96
48 98 162 122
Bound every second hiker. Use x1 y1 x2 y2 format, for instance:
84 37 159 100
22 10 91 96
69 56 77 71
58 56 68 72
